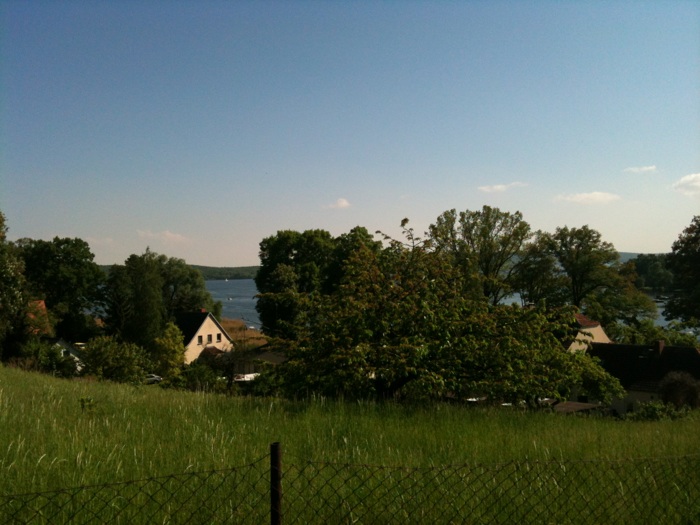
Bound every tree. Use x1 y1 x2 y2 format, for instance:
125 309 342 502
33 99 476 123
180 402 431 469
665 216 700 324
631 253 673 293
15 236 104 341
151 321 186 378
269 220 622 404
659 371 700 409
117 250 166 348
104 249 221 347
543 226 619 308
80 335 147 383
255 227 380 337
160 255 221 319
429 206 532 305
604 318 699 347
582 260 656 329
529 225 656 327
17 338 77 378
0 211 27 358
512 232 569 307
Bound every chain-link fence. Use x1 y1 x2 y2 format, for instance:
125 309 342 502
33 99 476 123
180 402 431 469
2 445 699 524
0 458 270 525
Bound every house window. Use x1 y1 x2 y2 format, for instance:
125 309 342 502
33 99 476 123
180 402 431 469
207 334 212 344
197 335 203 345
216 333 222 343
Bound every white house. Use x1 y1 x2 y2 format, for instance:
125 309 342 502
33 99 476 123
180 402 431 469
568 313 612 352
175 311 233 364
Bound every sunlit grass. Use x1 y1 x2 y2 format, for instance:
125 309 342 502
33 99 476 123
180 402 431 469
1 365 698 496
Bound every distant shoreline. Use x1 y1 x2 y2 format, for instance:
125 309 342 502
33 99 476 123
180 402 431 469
99 264 259 281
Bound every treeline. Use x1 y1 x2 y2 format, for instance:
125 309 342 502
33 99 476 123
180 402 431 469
0 211 224 388
253 208 700 403
100 265 259 281
190 265 259 281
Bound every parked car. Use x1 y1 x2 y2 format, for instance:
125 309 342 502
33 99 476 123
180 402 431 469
145 374 163 384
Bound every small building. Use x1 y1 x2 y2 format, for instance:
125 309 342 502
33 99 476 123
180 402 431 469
568 313 612 352
175 311 233 364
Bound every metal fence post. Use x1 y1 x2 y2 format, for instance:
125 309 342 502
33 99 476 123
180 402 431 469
270 442 282 525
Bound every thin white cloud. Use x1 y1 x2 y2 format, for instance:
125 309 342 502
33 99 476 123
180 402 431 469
673 173 700 197
324 198 351 209
478 182 528 193
623 165 657 174
555 192 621 204
137 229 189 243
86 236 115 247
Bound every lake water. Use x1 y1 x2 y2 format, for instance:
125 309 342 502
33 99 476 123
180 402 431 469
207 280 673 330
206 279 260 326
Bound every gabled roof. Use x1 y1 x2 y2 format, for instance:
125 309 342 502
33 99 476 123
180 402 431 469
174 311 233 347
575 313 601 329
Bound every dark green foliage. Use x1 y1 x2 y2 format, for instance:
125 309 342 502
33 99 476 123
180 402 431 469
268 221 623 404
520 227 656 329
631 253 673 293
665 215 700 324
14 237 104 341
178 362 227 393
624 401 690 421
255 227 380 337
604 319 699 346
13 339 77 378
190 265 259 280
659 371 700 409
543 226 620 308
80 336 147 383
429 206 531 305
0 212 33 360
104 250 221 348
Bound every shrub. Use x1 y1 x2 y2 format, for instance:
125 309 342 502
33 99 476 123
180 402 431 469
659 371 700 409
625 401 689 421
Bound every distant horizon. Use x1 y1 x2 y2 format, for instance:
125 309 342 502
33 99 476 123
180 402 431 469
93 250 664 270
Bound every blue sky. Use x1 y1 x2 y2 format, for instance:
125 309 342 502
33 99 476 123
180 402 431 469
2 1 699 266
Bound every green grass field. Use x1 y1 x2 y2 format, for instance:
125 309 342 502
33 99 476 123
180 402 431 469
1 365 699 523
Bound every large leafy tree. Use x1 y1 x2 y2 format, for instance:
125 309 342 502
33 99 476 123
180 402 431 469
160 254 221 319
526 225 656 327
255 227 380 337
665 215 700 324
14 236 104 341
543 226 619 308
104 249 220 348
429 206 532 305
271 221 622 404
512 232 569 307
631 253 673 293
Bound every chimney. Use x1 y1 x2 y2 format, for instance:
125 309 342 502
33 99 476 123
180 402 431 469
657 340 665 355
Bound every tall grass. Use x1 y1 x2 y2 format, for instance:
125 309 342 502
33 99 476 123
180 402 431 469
1 365 699 496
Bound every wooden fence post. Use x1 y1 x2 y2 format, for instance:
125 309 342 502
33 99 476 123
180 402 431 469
270 442 282 525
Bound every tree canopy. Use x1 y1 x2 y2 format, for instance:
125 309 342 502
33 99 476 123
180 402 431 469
104 249 221 348
263 220 623 404
15 236 104 341
665 215 700 324
255 227 380 338
429 206 531 305
0 212 27 358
